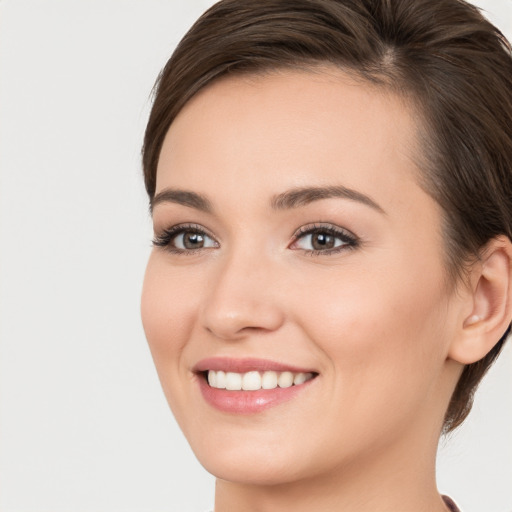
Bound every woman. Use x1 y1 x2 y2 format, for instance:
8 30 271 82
140 0 512 510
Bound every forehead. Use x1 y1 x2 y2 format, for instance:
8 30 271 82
156 66 423 211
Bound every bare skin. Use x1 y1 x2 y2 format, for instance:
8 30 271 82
141 67 512 512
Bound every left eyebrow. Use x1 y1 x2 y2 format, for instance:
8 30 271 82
270 185 386 214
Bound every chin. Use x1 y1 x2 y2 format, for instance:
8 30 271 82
199 452 309 486
185 424 318 485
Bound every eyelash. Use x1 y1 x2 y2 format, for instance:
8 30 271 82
152 223 217 256
152 222 359 256
292 223 359 256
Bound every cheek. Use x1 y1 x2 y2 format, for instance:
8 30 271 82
140 252 213 433
140 253 199 382
293 258 450 425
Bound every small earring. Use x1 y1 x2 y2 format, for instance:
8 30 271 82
465 314 481 326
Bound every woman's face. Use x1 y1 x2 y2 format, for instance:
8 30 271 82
141 68 463 484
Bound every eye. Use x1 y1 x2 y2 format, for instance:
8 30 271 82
290 223 358 255
152 224 218 254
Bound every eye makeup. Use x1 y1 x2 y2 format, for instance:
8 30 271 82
152 221 359 256
289 222 359 256
152 223 219 255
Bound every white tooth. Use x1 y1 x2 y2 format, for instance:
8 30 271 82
225 372 242 390
242 371 261 390
293 372 307 385
207 370 217 387
278 371 294 388
215 370 226 389
261 371 278 389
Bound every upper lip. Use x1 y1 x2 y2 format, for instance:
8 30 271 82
193 357 317 374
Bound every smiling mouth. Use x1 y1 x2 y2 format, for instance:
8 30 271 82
204 370 317 391
195 359 319 413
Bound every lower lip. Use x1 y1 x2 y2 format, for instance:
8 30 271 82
197 374 316 414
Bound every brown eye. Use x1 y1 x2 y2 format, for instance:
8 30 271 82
173 230 217 250
310 232 335 250
291 225 358 254
182 232 205 249
152 225 219 253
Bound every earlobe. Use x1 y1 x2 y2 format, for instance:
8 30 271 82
449 236 512 365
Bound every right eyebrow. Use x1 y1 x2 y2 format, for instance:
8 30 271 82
150 188 213 215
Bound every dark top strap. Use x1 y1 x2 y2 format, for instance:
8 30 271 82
442 495 461 512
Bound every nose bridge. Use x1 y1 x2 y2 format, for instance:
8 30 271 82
200 243 284 340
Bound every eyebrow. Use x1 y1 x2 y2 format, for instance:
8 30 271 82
151 189 213 214
270 185 385 213
151 185 385 215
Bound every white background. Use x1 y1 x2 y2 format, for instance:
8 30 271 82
0 1 511 511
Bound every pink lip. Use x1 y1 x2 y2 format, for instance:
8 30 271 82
193 357 316 374
193 358 318 414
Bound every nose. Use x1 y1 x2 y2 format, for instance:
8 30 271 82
200 249 285 341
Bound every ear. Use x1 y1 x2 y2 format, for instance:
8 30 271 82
448 235 512 365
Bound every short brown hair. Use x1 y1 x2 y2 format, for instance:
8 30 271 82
142 0 512 432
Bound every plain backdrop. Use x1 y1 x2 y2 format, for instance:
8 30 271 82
0 1 511 511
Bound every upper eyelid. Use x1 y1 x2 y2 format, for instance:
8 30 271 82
292 222 357 239
155 223 217 239
155 222 354 238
